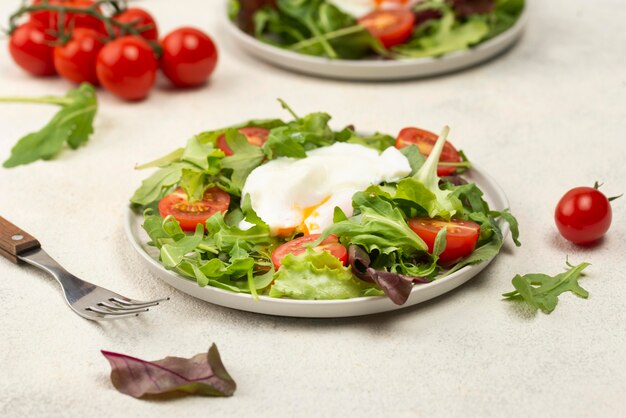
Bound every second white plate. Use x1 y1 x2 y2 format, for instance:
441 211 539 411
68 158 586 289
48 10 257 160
125 165 510 318
224 4 528 81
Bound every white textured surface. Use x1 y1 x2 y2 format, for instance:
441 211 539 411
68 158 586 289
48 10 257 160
1 0 625 417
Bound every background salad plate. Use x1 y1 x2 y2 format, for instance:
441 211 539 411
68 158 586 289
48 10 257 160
223 2 528 81
125 164 511 318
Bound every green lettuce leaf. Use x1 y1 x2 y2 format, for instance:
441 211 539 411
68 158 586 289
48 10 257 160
270 249 382 300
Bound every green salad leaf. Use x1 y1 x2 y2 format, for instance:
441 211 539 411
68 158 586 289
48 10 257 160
503 261 590 314
270 249 383 300
2 83 98 168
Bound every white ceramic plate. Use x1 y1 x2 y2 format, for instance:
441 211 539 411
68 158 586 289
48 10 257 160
125 165 510 318
224 4 528 81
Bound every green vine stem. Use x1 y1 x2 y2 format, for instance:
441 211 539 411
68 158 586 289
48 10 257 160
7 0 161 54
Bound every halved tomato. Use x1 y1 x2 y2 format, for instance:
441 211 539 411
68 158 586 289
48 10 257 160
216 127 269 156
408 218 480 264
358 9 415 48
271 234 348 270
158 187 230 231
395 127 462 176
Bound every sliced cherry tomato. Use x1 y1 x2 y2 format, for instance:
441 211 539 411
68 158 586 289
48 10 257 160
95 36 157 101
113 7 159 41
31 0 104 32
271 235 348 270
555 186 613 245
158 187 231 232
395 127 462 176
358 9 415 48
408 218 480 264
216 127 270 156
159 27 218 88
9 22 57 76
53 28 103 85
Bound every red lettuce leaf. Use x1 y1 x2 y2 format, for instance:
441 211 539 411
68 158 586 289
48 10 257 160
237 0 277 33
451 0 495 17
348 245 431 306
101 344 236 399
414 9 443 28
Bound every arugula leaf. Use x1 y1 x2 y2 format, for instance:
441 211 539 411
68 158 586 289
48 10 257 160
221 129 265 195
393 10 489 58
130 162 197 206
322 193 428 255
270 249 383 300
160 224 205 269
345 132 396 152
205 210 274 253
503 262 590 314
2 83 98 168
399 144 426 175
408 126 462 219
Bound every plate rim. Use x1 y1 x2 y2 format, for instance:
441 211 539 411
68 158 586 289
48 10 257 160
223 1 528 77
124 164 511 311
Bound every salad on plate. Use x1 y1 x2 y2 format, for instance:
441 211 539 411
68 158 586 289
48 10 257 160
130 101 520 305
229 0 525 60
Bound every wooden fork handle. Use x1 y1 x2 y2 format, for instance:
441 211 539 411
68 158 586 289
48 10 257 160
0 217 41 264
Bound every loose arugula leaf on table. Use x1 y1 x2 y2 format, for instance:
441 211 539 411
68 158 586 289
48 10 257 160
1 83 98 168
101 344 236 399
270 249 383 300
503 261 590 314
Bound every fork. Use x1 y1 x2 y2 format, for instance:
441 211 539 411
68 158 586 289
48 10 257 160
0 216 168 321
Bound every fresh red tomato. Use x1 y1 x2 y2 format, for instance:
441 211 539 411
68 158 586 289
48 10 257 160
95 36 157 101
158 187 231 232
112 7 159 41
53 28 103 84
555 186 614 245
358 9 415 48
271 234 348 270
408 218 480 264
216 127 270 156
159 27 218 88
30 0 103 32
9 22 57 76
395 127 462 176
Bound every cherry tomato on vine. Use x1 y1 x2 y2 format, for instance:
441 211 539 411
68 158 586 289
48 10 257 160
216 127 270 156
358 9 415 48
112 7 159 41
96 36 158 101
555 185 617 245
54 28 104 85
160 27 218 88
158 187 231 232
31 0 103 32
408 218 481 264
9 22 57 76
395 127 462 176
271 235 348 270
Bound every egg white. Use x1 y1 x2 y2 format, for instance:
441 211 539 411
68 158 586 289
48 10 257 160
241 142 411 235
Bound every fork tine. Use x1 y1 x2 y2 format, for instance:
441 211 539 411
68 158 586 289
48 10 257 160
110 297 170 307
98 301 156 311
86 306 149 315
89 312 144 321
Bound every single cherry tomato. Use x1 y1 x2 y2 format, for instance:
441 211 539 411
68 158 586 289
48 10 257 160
271 234 348 270
31 0 104 32
408 218 480 264
555 186 614 245
159 27 218 88
358 9 415 48
216 127 270 156
96 36 157 101
54 28 104 84
158 187 231 232
9 22 57 76
112 7 159 41
395 127 462 176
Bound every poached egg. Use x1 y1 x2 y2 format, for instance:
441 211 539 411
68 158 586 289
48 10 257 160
327 0 415 18
241 142 411 235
